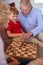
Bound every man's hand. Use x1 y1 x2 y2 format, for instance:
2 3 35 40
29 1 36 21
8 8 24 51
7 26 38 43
27 32 33 37
20 32 33 40
12 32 33 42
27 58 43 65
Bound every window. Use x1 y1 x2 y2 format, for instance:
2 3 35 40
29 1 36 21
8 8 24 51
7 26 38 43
34 0 43 3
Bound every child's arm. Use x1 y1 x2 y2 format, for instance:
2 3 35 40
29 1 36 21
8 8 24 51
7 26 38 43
21 29 24 33
6 30 24 38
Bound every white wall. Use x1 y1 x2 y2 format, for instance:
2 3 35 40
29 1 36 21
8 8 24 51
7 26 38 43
3 0 20 11
31 0 43 14
3 0 43 14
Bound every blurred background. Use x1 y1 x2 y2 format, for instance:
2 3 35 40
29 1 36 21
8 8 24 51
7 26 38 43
3 0 43 15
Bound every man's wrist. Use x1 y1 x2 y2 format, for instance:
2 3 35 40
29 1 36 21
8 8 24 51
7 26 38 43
31 33 33 36
30 32 33 36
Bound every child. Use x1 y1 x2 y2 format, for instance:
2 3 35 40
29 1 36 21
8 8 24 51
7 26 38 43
0 1 19 65
6 7 25 41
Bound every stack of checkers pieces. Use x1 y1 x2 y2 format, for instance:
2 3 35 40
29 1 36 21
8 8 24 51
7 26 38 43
5 42 38 60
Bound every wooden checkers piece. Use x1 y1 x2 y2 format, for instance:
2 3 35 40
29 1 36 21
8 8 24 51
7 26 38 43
5 42 38 60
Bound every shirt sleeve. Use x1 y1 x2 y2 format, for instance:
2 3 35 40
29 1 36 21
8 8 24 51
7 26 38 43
6 21 12 31
31 10 43 36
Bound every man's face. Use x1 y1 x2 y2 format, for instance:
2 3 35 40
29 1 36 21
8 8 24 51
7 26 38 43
20 4 31 16
9 12 18 22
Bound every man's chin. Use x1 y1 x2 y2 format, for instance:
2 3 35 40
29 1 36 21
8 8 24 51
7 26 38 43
23 13 28 16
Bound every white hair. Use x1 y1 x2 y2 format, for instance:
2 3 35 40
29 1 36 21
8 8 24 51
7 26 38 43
20 0 32 7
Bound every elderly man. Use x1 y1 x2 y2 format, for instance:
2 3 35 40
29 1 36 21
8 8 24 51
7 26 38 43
18 0 43 65
18 0 43 43
18 0 43 52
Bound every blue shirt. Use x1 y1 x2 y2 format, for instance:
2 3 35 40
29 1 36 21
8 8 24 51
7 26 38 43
18 8 43 36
